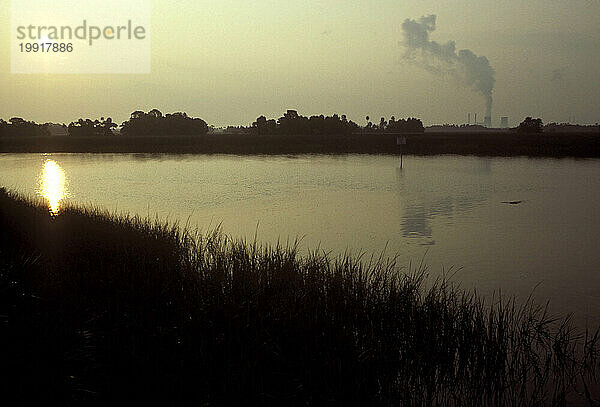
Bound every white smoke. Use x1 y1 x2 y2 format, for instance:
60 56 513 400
402 15 495 118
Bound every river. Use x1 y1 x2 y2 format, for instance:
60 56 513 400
1 153 599 324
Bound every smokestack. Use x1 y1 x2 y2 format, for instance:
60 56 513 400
468 113 471 124
484 115 491 127
475 113 477 124
401 15 495 125
485 104 492 127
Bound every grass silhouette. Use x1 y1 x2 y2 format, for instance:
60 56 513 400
0 188 598 406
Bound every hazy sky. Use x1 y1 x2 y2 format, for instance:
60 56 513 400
1 0 599 127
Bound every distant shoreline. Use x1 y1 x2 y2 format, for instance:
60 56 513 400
1 131 599 157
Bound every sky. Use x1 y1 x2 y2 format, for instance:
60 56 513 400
0 0 599 127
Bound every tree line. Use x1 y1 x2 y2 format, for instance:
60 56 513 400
68 118 117 137
0 110 210 137
0 117 51 137
1 109 424 137
252 110 360 135
251 111 425 135
120 110 209 136
364 116 424 133
5 110 585 137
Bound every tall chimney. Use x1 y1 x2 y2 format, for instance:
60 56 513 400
484 115 491 127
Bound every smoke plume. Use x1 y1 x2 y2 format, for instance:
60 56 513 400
401 15 495 118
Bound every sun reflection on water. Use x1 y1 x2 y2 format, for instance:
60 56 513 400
39 160 66 216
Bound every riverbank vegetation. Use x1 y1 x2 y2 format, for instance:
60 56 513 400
2 109 598 139
1 188 598 405
251 111 425 135
252 110 361 135
1 131 599 157
120 109 209 136
1 109 598 157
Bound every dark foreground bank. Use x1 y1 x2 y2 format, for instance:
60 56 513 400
1 131 599 157
0 189 599 406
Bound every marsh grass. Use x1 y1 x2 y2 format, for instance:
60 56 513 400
0 187 598 406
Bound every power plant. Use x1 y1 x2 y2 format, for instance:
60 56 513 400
467 112 493 127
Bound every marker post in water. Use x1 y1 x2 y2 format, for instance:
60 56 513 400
396 136 406 169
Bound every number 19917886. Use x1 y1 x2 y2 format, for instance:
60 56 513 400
19 43 73 52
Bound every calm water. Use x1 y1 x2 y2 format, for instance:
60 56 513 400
1 153 599 323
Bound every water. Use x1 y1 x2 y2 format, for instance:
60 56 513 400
1 153 599 324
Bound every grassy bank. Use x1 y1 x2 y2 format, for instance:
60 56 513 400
1 131 599 157
1 188 599 406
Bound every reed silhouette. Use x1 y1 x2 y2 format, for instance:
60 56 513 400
0 188 599 405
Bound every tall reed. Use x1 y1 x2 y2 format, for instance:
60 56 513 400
0 188 597 406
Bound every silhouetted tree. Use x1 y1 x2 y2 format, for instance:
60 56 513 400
253 115 268 134
102 118 118 135
278 110 309 135
148 109 163 119
67 117 116 136
121 110 208 136
384 117 424 133
518 117 543 133
252 111 359 135
252 116 279 135
43 123 69 136
131 110 145 120
0 117 49 137
378 117 387 131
